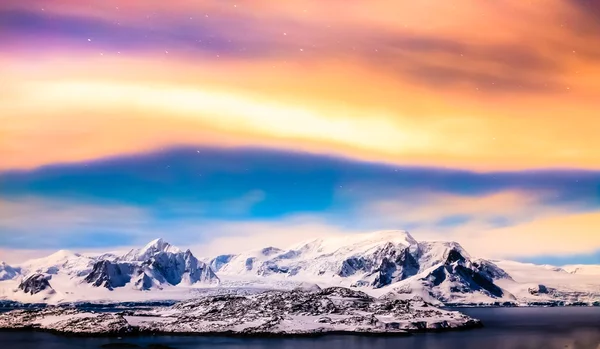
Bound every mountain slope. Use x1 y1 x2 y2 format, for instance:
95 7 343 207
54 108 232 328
0 239 219 304
0 231 598 306
119 238 182 262
492 260 600 305
212 230 516 304
563 264 600 276
84 239 219 291
18 250 95 278
0 262 20 281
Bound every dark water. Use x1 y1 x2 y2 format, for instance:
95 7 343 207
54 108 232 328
1 307 599 349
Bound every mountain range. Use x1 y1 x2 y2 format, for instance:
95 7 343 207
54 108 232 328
0 230 598 306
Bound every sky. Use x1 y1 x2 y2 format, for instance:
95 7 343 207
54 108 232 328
0 0 599 264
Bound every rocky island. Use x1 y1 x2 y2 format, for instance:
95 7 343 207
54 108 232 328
0 287 481 336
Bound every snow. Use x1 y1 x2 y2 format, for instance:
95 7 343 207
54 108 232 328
215 230 419 285
0 262 19 281
292 230 417 255
120 238 182 262
15 286 476 336
0 239 218 304
493 260 599 287
17 250 95 277
563 264 600 276
493 260 600 304
35 312 98 326
0 233 598 306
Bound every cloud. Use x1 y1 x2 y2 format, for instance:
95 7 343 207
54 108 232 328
189 200 600 262
0 197 151 249
188 189 600 261
341 190 600 258
0 1 599 171
1 189 599 264
188 216 354 257
0 1 599 264
358 190 581 229
2 148 598 222
0 189 269 254
457 211 600 259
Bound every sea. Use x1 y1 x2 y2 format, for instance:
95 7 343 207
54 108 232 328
1 307 599 349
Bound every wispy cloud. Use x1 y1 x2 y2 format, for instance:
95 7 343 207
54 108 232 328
1 1 599 171
1 1 598 265
2 189 599 263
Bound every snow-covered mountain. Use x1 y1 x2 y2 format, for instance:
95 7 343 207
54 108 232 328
119 238 183 262
0 239 219 303
207 230 599 305
0 231 598 306
0 262 20 281
85 238 219 291
18 274 54 296
563 264 600 276
17 250 96 278
209 230 516 304
492 260 600 305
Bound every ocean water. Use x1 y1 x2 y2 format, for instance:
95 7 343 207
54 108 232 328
1 307 599 349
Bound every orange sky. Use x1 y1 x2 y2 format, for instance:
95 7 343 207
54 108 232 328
1 0 599 171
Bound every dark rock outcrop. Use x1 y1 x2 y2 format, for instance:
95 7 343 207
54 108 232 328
84 260 133 290
371 247 420 288
421 249 507 301
18 274 53 295
84 246 219 290
528 284 550 295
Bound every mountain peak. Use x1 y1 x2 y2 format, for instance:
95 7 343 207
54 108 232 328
119 238 182 262
49 249 81 258
0 261 19 281
141 238 181 254
369 230 417 245
22 249 82 267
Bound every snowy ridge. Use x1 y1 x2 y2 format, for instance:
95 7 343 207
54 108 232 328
211 231 515 304
0 231 599 306
562 264 600 276
119 238 182 262
0 239 219 304
210 230 599 306
492 260 600 305
18 250 95 278
0 262 20 281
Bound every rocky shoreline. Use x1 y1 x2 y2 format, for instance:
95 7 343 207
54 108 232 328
0 287 483 337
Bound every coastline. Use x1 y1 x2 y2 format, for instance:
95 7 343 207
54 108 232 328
0 320 484 338
0 287 483 338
